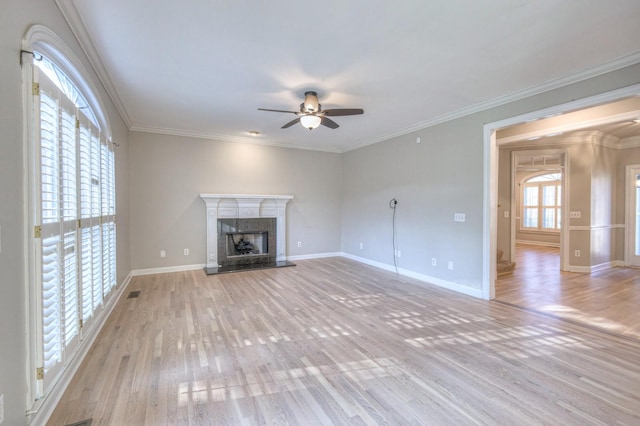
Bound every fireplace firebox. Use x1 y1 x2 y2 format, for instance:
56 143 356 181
227 232 267 256
217 218 276 266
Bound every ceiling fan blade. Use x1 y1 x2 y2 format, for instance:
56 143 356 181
322 108 364 116
258 108 298 114
281 118 300 129
321 117 339 129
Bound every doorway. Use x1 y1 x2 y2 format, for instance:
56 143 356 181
508 150 566 273
627 165 640 267
483 83 640 300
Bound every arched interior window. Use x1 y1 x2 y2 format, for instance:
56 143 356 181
35 54 99 127
521 172 562 231
25 32 117 400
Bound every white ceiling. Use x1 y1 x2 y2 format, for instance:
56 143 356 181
56 0 640 152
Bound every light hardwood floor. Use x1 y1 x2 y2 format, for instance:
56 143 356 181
496 244 640 340
50 257 640 425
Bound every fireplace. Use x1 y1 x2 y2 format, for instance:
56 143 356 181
217 218 276 266
200 194 294 274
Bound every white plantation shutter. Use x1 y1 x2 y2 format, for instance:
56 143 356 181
80 226 93 322
62 231 78 346
39 90 59 225
91 224 103 309
39 77 64 379
79 124 92 219
33 58 116 393
41 234 61 372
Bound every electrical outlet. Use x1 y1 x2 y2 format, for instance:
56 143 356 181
297 241 302 248
503 211 509 218
448 261 454 270
183 248 189 256
160 250 166 258
575 250 581 257
359 242 363 249
454 213 466 222
431 258 437 266
0 393 4 425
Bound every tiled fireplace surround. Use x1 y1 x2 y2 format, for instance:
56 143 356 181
199 194 293 272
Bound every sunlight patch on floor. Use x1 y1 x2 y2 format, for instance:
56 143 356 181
539 304 626 333
405 324 589 359
177 357 400 405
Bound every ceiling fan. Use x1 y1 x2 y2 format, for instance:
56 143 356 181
258 91 364 130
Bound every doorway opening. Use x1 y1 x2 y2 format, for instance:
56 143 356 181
626 165 640 267
507 151 566 273
484 83 640 299
484 83 640 340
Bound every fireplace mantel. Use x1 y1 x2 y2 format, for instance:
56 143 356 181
199 194 293 268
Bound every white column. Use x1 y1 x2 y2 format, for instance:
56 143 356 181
204 197 221 268
276 198 290 261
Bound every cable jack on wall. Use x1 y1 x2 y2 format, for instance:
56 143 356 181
390 198 398 274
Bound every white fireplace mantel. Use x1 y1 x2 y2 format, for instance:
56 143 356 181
199 194 293 268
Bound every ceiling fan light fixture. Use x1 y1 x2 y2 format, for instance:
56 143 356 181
303 91 319 112
300 115 322 130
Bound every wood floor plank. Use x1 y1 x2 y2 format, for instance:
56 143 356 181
49 257 640 425
496 244 640 340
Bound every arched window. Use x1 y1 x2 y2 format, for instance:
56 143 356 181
521 172 562 231
24 25 116 401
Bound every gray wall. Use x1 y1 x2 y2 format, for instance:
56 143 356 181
342 120 484 290
342 63 640 291
129 132 342 269
0 1 130 424
590 143 617 266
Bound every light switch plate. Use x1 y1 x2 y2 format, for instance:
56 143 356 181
454 213 466 222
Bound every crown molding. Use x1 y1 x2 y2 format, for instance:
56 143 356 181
620 135 640 149
55 0 133 128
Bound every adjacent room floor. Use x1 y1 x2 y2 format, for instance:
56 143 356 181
496 243 640 340
49 257 640 425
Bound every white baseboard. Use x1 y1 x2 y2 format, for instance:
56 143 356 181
516 239 560 248
287 252 342 261
340 253 484 299
567 260 624 273
131 263 205 276
29 272 132 425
